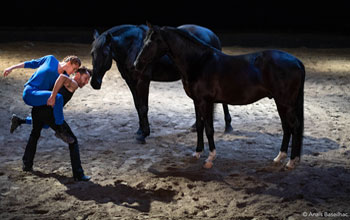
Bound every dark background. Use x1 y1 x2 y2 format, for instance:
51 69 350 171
1 1 350 47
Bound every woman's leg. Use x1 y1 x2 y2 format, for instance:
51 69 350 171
23 86 64 125
23 86 72 143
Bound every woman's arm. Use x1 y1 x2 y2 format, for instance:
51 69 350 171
3 55 51 77
3 62 25 77
47 74 69 107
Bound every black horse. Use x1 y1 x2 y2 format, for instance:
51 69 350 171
90 24 233 144
134 23 305 169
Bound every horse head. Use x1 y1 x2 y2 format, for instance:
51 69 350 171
134 22 168 72
90 30 114 89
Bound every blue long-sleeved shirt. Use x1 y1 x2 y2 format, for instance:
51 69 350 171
24 55 60 90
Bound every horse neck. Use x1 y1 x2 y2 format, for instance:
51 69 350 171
112 27 144 64
161 29 213 76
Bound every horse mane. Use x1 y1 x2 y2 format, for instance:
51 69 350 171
91 25 139 52
163 26 217 52
108 24 138 37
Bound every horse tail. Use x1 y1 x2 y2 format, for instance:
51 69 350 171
296 60 305 132
294 60 305 157
213 34 222 51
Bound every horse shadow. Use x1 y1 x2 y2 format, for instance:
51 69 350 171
148 130 350 206
31 171 176 213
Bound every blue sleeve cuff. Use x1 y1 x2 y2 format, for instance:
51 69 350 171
24 61 33 68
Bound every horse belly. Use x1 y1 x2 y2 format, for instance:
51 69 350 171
217 84 270 105
151 69 181 82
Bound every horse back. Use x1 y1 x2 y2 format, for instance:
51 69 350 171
254 50 305 82
195 50 304 105
178 25 221 50
254 50 305 103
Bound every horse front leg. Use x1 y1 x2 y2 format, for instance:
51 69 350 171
127 80 150 144
135 79 151 144
190 101 200 132
193 103 204 159
199 102 216 169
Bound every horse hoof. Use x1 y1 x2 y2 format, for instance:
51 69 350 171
208 150 217 161
285 157 300 169
203 160 213 169
135 135 146 144
273 151 287 163
224 125 233 134
135 128 142 135
192 152 201 159
190 124 197 132
203 150 216 169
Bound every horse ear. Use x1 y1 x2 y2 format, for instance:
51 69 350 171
93 29 100 40
146 21 153 29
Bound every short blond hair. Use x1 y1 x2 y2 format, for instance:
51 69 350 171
63 55 81 67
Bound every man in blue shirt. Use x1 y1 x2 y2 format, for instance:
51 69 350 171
3 55 81 143
10 67 91 181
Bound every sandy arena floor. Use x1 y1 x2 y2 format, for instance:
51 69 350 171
0 41 349 219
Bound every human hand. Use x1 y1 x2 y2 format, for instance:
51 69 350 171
47 96 56 107
3 67 13 77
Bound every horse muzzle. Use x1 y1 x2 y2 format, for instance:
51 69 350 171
90 77 102 90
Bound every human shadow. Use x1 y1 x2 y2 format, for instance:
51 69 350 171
31 171 176 213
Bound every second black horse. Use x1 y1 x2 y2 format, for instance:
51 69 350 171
90 24 233 143
134 23 305 169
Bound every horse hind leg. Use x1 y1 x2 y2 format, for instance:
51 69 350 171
222 104 233 133
201 103 217 169
274 103 292 164
285 116 303 169
286 102 304 169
